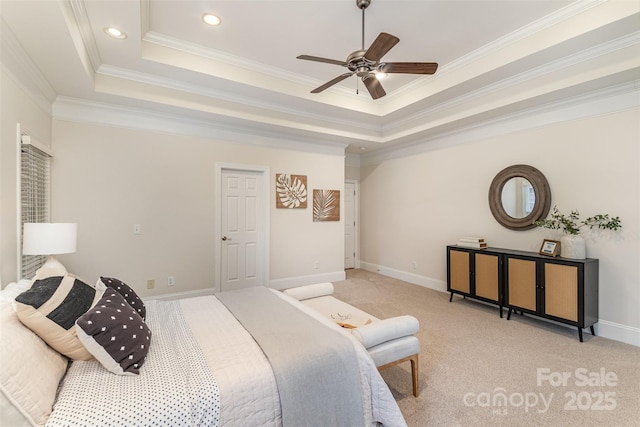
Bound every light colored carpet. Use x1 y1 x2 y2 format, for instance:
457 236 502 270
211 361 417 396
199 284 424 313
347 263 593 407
333 269 639 427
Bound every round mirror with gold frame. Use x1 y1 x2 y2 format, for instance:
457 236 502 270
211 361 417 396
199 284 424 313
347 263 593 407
488 164 551 230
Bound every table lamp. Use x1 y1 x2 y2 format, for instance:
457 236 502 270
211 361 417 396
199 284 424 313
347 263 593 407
22 223 77 277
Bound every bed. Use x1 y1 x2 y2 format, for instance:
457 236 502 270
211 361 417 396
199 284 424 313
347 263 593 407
0 277 406 427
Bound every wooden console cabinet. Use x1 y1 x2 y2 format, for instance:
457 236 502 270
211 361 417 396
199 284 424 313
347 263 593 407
447 245 599 342
503 249 599 342
447 246 503 317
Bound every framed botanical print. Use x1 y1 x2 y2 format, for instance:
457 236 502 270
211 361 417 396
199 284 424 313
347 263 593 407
276 174 307 208
313 189 340 221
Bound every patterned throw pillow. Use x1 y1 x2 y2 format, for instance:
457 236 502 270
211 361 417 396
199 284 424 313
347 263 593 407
14 274 105 360
98 277 146 320
76 289 152 375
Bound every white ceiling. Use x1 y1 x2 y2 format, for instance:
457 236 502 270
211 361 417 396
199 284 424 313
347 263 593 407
1 0 639 155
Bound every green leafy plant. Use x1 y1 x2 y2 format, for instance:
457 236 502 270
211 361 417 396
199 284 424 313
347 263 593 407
534 206 622 235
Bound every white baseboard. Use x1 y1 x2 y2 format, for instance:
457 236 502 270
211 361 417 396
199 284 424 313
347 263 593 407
359 261 447 292
596 320 640 347
142 271 346 300
360 262 639 347
144 288 215 302
269 270 346 290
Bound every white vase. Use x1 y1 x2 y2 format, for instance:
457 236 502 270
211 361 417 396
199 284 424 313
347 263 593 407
560 234 586 259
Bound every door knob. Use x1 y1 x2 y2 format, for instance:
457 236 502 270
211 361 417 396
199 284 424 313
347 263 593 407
222 236 231 241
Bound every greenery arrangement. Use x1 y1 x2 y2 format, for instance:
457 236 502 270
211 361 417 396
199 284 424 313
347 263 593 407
534 206 622 235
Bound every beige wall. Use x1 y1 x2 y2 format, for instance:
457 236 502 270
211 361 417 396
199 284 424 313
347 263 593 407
359 108 640 342
50 120 345 296
2 53 638 344
345 164 360 181
0 70 52 286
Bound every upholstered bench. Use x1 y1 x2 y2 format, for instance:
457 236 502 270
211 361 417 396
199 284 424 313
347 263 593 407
283 282 421 397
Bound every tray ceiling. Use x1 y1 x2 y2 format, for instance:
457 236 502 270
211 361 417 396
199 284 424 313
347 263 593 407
1 0 638 155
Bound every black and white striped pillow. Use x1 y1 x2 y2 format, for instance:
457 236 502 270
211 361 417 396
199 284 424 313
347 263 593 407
15 274 105 360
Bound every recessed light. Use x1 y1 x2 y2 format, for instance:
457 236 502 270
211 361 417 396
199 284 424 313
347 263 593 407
202 13 221 26
104 27 127 39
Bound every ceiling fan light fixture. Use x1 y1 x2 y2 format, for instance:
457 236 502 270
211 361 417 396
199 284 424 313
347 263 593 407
296 0 437 100
104 27 126 39
203 13 221 26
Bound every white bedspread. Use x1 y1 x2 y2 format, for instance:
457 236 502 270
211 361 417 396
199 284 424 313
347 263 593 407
273 290 407 427
183 292 406 427
179 295 282 426
46 292 406 427
46 300 220 426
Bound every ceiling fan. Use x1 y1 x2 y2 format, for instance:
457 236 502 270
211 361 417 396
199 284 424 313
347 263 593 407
297 0 438 100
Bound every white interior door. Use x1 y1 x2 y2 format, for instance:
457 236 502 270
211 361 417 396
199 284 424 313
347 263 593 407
220 168 266 291
344 181 356 269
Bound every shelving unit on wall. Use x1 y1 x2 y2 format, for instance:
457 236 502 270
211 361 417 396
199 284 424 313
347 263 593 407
446 245 599 342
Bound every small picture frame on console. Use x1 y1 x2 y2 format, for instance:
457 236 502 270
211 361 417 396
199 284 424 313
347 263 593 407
539 239 560 257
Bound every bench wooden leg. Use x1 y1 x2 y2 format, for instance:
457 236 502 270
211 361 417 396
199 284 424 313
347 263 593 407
410 354 419 397
377 353 420 397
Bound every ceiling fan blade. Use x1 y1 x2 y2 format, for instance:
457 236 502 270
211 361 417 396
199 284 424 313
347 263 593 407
380 62 439 74
310 73 353 93
362 75 386 99
297 55 347 67
364 32 400 62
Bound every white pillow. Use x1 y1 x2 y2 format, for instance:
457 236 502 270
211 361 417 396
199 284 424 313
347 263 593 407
351 315 420 348
0 282 68 426
283 282 334 300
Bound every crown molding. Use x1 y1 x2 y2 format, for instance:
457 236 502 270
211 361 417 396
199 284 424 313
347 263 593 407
384 31 640 135
0 18 56 114
67 0 101 72
52 96 348 156
385 0 637 112
444 0 608 73
361 80 640 165
96 29 640 151
141 29 378 104
95 64 383 140
142 31 328 91
140 0 150 37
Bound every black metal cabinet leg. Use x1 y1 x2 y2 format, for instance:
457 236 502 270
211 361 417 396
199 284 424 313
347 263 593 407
507 308 512 320
590 325 596 336
449 292 453 302
578 327 584 342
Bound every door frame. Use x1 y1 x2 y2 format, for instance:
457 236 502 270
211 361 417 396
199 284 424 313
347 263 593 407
345 179 360 269
215 163 270 293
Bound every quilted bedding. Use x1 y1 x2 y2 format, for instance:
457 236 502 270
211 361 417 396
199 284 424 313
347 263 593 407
46 299 221 426
45 289 406 427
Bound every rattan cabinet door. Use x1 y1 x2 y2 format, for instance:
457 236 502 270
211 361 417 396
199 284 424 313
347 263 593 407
475 253 499 301
506 257 537 311
544 263 578 322
448 249 470 294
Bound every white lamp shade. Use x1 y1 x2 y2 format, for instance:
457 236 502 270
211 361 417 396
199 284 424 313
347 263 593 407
23 223 77 255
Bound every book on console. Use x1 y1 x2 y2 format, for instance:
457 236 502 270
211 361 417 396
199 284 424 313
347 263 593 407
459 237 485 243
457 241 488 249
